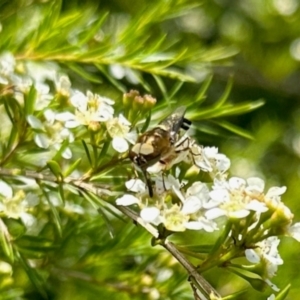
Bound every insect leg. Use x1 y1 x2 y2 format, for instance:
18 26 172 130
142 169 153 197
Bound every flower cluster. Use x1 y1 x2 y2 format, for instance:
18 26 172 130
0 52 140 157
115 113 300 292
1 51 300 296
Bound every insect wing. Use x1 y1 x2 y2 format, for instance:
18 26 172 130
158 106 191 140
159 106 186 133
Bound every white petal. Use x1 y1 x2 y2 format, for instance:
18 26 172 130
229 177 246 190
44 109 55 123
209 189 229 203
185 218 218 232
172 185 185 203
265 279 280 292
215 154 231 172
140 207 161 223
266 186 287 198
185 221 203 230
246 177 265 193
196 160 213 172
55 111 76 122
147 162 164 173
125 131 138 144
203 146 218 158
109 64 126 79
0 180 13 198
228 209 250 218
71 91 87 111
27 115 44 129
187 182 208 197
34 133 50 149
25 192 39 206
181 196 202 215
288 222 300 242
125 179 146 193
62 147 72 159
116 194 139 206
205 208 226 219
20 212 36 228
245 249 260 263
118 113 131 126
65 119 81 128
246 200 268 213
112 137 129 153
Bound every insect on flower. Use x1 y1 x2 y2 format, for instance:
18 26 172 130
129 106 192 197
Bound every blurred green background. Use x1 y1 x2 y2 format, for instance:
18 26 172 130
1 0 300 299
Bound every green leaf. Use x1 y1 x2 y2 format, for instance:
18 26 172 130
24 85 37 116
97 206 115 239
82 140 92 166
5 219 26 239
42 188 62 237
213 76 233 108
193 75 213 105
52 139 70 161
95 64 127 93
47 160 62 179
190 99 265 119
63 158 82 177
274 284 291 300
141 111 152 133
67 63 103 83
97 139 111 166
16 251 48 298
58 183 65 205
2 97 15 123
153 75 167 97
78 12 109 46
212 120 254 140
0 222 14 262
167 81 184 100
4 126 19 158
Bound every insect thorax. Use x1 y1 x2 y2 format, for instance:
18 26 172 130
129 127 172 168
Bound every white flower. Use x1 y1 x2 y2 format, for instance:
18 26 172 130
287 222 300 241
0 52 15 84
0 180 13 199
59 91 114 128
163 205 190 232
155 174 182 195
0 182 38 219
172 181 219 232
265 186 287 206
73 90 114 125
27 110 74 159
245 236 283 291
206 177 269 220
106 114 137 153
55 75 71 97
191 145 231 174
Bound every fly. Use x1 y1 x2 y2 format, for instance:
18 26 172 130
129 106 192 197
